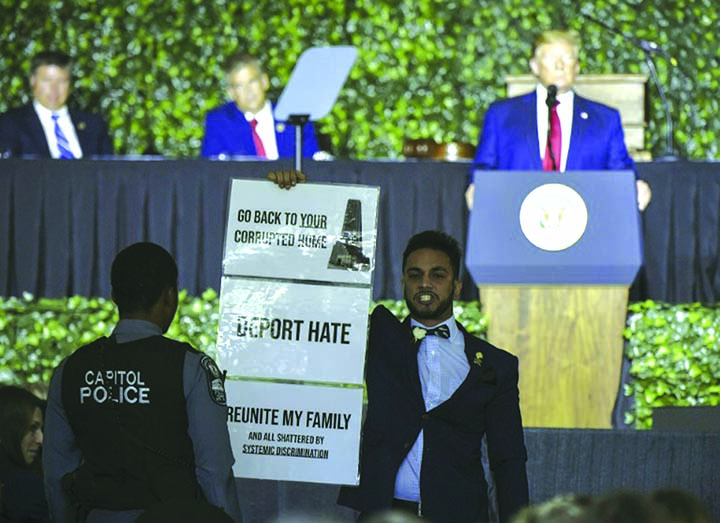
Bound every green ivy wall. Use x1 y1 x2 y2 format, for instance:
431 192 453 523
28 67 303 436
3 294 719 429
1 0 718 159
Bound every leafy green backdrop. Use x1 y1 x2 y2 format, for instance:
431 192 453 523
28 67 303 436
1 0 718 159
623 300 720 428
2 293 719 429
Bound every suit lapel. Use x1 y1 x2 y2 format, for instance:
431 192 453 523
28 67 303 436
521 92 543 170
24 106 52 157
428 326 492 410
566 95 591 170
226 103 256 155
401 317 425 401
68 109 88 157
395 314 495 411
456 328 489 391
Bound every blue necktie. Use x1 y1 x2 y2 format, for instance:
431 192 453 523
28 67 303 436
52 113 74 159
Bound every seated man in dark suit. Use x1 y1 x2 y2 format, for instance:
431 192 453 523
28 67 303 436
0 50 114 159
468 29 651 211
201 52 320 160
338 231 528 523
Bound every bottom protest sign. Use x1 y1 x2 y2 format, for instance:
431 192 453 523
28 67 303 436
226 380 363 485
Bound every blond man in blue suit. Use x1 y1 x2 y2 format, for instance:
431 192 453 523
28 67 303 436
201 53 319 160
468 30 651 210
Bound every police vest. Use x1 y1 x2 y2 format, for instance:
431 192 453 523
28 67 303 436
61 335 202 510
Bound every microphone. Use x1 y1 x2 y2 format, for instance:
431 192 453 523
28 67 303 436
638 39 677 66
546 84 558 108
580 10 678 65
580 9 680 159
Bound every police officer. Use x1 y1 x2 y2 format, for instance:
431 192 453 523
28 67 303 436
43 242 243 523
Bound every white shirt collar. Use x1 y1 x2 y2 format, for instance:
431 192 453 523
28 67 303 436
243 100 279 159
33 101 69 120
535 84 574 171
536 84 574 106
243 100 273 123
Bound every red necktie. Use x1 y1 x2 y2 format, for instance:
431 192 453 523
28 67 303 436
249 118 266 158
543 101 561 171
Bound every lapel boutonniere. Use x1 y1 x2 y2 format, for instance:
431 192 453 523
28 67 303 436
473 351 484 367
412 327 427 343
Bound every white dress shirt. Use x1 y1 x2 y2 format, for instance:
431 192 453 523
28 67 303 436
535 84 574 172
394 317 470 503
244 100 279 160
33 101 83 159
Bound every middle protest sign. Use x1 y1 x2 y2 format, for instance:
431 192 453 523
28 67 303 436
217 277 370 384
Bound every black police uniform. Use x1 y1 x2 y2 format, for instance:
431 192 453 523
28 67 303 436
60 335 210 511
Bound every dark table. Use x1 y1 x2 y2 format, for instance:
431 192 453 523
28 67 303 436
2 158 719 303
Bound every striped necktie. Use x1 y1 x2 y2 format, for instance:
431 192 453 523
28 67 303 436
415 324 451 339
52 113 74 159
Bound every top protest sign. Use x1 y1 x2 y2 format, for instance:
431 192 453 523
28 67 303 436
223 179 379 285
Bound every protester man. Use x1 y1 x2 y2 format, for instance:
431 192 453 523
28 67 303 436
338 230 528 523
201 52 320 159
468 29 651 211
43 242 242 522
0 50 114 158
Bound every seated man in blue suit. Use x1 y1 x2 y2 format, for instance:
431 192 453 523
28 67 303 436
201 53 320 160
468 29 651 211
338 231 528 523
0 50 114 159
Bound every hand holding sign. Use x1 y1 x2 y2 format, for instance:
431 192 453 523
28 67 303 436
268 170 307 190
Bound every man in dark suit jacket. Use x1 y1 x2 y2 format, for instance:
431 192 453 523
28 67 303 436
0 50 113 159
468 29 651 211
201 52 319 159
338 231 528 523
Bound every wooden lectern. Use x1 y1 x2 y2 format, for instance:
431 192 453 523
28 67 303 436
466 171 642 428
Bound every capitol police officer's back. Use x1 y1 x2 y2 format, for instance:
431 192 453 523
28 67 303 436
43 242 243 523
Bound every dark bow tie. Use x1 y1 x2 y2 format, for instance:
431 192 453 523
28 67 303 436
415 324 451 339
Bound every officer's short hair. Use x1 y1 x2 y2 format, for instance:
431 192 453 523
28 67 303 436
111 242 178 314
402 230 462 281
